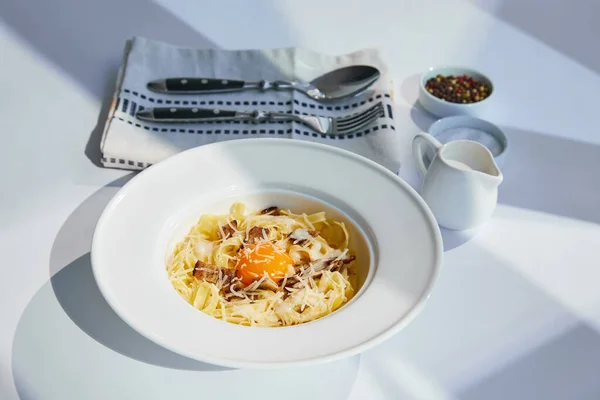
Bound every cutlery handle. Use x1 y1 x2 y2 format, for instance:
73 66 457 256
140 107 239 122
157 78 250 94
148 78 299 94
137 108 298 124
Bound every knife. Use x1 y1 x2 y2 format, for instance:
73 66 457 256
135 104 385 135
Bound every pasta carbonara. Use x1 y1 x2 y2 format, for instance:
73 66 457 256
167 202 357 327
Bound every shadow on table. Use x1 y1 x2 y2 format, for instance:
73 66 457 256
85 68 120 168
14 153 361 397
44 174 225 371
497 126 600 225
458 321 600 400
402 71 600 252
0 0 219 100
0 0 304 170
439 126 600 248
373 240 600 399
400 74 478 252
399 73 437 133
14 241 359 399
0 0 220 168
472 0 600 76
50 252 225 371
438 226 480 252
13 262 360 399
12 172 361 398
415 124 600 250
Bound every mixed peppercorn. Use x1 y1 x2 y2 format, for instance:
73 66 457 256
425 74 491 104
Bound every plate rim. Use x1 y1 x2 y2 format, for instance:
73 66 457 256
91 138 443 368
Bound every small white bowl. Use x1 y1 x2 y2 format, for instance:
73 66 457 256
425 115 509 169
418 66 494 118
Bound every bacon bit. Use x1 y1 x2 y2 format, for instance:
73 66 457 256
260 206 281 216
193 260 236 284
193 260 213 280
329 255 356 271
219 220 238 240
287 254 356 286
246 226 269 245
222 268 237 280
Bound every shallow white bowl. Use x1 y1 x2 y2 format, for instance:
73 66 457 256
427 115 509 168
418 66 494 118
91 139 443 368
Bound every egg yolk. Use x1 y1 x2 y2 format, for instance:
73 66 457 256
236 242 293 285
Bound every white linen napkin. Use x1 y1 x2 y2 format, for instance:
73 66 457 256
100 37 402 173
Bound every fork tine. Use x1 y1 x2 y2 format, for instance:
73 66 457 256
335 113 379 134
337 103 383 125
336 106 383 130
334 104 384 134
336 103 383 128
335 108 382 134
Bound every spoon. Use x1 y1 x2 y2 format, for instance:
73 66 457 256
146 65 381 102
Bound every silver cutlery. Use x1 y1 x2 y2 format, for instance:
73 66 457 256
136 102 384 135
146 65 380 102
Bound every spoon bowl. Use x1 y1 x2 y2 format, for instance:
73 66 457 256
306 65 381 101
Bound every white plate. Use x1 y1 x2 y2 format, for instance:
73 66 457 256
91 138 442 368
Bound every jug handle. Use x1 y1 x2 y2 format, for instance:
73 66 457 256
412 133 443 176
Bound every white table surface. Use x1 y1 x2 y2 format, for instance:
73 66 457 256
1 0 600 399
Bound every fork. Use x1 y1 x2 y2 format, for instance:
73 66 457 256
135 102 384 135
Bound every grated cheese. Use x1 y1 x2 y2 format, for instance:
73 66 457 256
167 202 355 327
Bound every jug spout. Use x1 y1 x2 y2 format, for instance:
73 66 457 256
481 171 503 190
439 139 503 185
481 157 503 187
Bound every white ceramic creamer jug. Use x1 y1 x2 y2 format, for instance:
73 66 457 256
412 133 503 230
